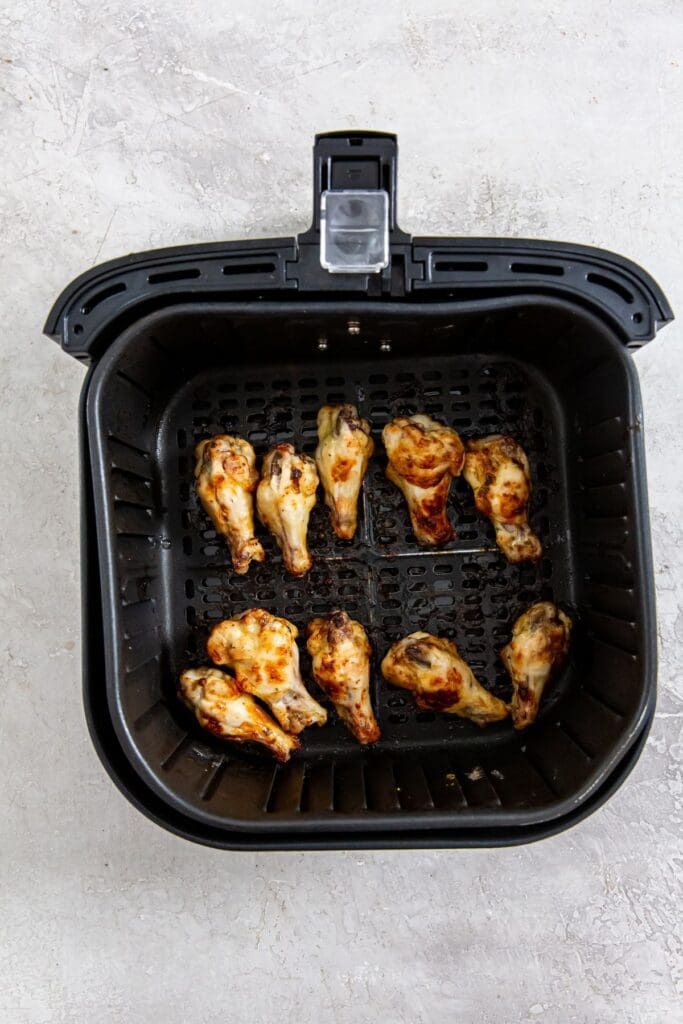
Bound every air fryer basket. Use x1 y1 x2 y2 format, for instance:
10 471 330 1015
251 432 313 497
46 131 672 847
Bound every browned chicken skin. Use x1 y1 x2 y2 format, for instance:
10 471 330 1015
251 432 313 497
315 404 374 540
207 608 327 734
256 443 319 576
463 434 542 563
500 602 572 729
306 611 380 744
382 415 465 546
381 632 508 726
194 435 266 574
179 667 300 762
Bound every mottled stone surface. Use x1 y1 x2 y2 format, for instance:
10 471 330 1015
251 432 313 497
1 2 681 1021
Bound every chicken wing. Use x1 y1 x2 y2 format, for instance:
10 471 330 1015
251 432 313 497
382 414 465 546
179 667 300 762
500 602 572 729
381 632 508 726
315 404 374 540
256 443 319 576
463 434 542 563
194 435 265 575
207 608 327 734
306 611 380 744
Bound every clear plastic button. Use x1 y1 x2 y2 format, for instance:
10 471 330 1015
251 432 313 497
320 190 390 274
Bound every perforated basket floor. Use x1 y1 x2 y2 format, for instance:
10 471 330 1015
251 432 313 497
170 355 562 750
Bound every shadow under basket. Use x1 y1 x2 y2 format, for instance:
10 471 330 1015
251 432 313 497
46 131 670 847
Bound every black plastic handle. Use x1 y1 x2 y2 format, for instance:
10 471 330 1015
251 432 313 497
301 130 406 240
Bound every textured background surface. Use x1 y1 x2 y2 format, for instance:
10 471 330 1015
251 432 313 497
1 2 682 1021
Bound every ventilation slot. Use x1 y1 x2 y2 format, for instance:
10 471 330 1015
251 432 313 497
80 281 126 315
510 262 564 276
265 763 306 814
160 733 193 771
148 268 201 284
117 370 152 397
222 259 276 276
586 273 634 304
433 260 488 272
200 759 227 801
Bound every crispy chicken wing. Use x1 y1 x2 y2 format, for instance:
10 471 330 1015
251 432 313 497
501 602 572 729
315 404 374 540
207 608 327 734
179 667 299 762
381 632 508 726
256 443 319 576
306 611 380 744
463 434 542 563
382 415 465 546
194 435 265 575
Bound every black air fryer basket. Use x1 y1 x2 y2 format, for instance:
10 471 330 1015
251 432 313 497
46 132 672 849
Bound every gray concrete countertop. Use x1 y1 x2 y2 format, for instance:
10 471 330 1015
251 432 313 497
1 3 681 1021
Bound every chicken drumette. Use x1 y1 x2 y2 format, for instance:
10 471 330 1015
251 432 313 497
382 415 465 546
179 667 300 762
194 435 266 575
500 602 572 730
306 611 380 744
315 404 374 540
381 632 508 726
463 434 542 563
256 443 319 576
208 608 327 734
